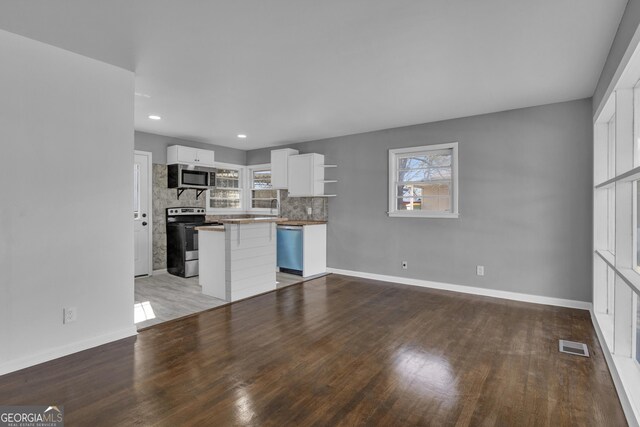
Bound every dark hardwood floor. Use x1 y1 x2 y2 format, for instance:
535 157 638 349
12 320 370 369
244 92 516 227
0 274 626 426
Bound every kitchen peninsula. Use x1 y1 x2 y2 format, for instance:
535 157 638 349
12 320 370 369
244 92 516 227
197 217 285 302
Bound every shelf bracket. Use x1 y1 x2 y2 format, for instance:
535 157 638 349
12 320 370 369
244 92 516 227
176 188 206 200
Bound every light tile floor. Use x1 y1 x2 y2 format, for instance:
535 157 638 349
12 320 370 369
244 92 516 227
134 271 308 329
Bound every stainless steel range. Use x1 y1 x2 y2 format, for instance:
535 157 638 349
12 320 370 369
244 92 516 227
166 207 221 278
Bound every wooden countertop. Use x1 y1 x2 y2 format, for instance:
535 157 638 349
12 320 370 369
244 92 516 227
276 220 328 226
195 225 225 232
197 218 327 229
218 217 287 225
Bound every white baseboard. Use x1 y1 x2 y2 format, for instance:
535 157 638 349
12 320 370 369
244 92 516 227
152 268 167 275
590 310 639 427
327 268 592 310
0 326 138 377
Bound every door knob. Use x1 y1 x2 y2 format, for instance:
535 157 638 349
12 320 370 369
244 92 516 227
142 222 148 226
142 213 147 218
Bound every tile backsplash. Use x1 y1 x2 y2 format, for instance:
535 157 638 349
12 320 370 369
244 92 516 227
278 190 328 221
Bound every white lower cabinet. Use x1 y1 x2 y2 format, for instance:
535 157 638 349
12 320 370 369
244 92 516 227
277 224 326 277
200 222 277 302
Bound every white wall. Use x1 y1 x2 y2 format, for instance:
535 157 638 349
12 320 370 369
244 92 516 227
0 30 136 375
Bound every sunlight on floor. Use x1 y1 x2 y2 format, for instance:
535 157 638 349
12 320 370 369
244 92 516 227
134 301 156 324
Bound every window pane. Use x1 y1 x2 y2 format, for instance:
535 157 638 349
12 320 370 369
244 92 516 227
607 266 615 316
397 185 422 198
217 168 239 179
636 294 640 363
211 199 241 209
636 181 640 271
398 167 451 183
422 183 450 196
212 189 241 200
253 170 272 189
608 187 615 254
252 189 277 200
398 152 451 168
397 197 419 211
438 197 451 211
421 197 439 211
252 200 274 209
216 168 240 189
217 178 239 189
396 196 451 212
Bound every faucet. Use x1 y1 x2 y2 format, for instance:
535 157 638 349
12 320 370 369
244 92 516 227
270 199 279 215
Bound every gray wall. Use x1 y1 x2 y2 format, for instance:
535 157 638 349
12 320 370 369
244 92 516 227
593 0 640 113
135 131 246 165
248 99 593 302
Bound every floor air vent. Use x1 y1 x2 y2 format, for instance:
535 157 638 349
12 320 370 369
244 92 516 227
559 340 589 357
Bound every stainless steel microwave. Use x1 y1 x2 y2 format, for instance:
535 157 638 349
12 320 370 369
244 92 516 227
167 164 216 189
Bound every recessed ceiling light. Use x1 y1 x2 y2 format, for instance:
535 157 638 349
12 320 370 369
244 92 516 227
148 115 161 120
237 134 247 139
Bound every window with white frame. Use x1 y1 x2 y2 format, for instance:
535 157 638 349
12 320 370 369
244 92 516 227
593 80 640 416
636 293 640 364
207 164 244 212
607 116 616 256
388 143 458 218
249 166 278 211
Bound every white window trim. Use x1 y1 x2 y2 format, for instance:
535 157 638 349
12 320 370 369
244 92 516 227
388 142 459 219
206 162 246 215
248 163 279 215
593 82 640 423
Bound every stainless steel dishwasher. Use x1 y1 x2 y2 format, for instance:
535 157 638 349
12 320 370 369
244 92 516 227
277 225 303 275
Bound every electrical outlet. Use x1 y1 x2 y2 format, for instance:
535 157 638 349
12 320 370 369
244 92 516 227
402 261 408 270
306 207 312 215
63 307 77 324
476 265 485 276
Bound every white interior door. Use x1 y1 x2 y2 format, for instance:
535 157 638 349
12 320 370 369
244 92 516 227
134 151 152 276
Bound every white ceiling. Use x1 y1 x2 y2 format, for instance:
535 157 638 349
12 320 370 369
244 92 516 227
0 0 627 149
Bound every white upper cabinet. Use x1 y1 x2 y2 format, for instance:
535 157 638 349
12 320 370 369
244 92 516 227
167 145 215 167
288 153 325 197
271 148 299 189
196 148 215 167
